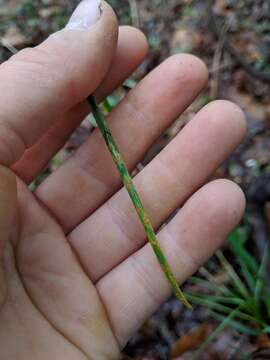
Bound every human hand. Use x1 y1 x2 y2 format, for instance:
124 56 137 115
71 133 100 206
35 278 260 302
0 1 246 359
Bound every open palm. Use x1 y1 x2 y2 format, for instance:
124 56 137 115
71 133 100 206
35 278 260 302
0 3 246 359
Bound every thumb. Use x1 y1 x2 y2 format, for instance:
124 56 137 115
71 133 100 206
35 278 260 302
0 0 118 166
0 166 17 305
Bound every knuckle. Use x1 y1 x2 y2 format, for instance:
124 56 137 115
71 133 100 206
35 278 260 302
7 45 78 104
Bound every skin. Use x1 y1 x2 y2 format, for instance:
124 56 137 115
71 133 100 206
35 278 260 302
0 2 246 359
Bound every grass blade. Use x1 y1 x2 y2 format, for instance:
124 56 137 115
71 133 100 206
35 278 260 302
88 95 192 309
238 259 256 294
103 97 113 113
228 227 259 292
193 308 241 359
209 311 260 336
185 293 255 322
216 251 250 300
200 295 246 307
254 243 269 303
189 276 234 297
263 326 270 334
264 297 270 321
229 237 259 274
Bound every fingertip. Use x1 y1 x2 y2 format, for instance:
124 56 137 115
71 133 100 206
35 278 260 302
165 53 209 90
205 100 247 142
100 1 119 39
173 179 246 272
150 53 208 109
210 177 246 207
119 26 149 60
198 179 246 242
192 100 247 156
95 26 148 98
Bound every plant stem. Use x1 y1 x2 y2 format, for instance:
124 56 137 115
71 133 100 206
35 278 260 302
87 95 192 309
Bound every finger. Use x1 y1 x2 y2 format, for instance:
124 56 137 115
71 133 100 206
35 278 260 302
12 26 148 183
0 166 17 303
68 100 246 281
36 54 208 232
0 1 117 166
95 26 148 100
96 180 246 347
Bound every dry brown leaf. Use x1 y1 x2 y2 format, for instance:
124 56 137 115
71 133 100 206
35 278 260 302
226 85 270 121
171 28 203 53
1 25 28 49
170 323 212 358
256 334 270 349
38 6 62 19
213 0 233 16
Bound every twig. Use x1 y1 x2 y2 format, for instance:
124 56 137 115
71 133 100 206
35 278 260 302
1 42 18 54
87 95 192 309
208 2 270 82
209 18 231 99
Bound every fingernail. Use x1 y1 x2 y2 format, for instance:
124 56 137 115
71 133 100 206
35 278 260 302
65 0 102 30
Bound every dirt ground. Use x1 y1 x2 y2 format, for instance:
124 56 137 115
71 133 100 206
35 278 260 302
1 0 270 359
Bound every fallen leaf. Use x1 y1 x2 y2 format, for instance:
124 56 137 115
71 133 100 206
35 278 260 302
256 334 270 349
171 28 203 54
1 25 28 49
38 6 62 19
170 323 212 358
